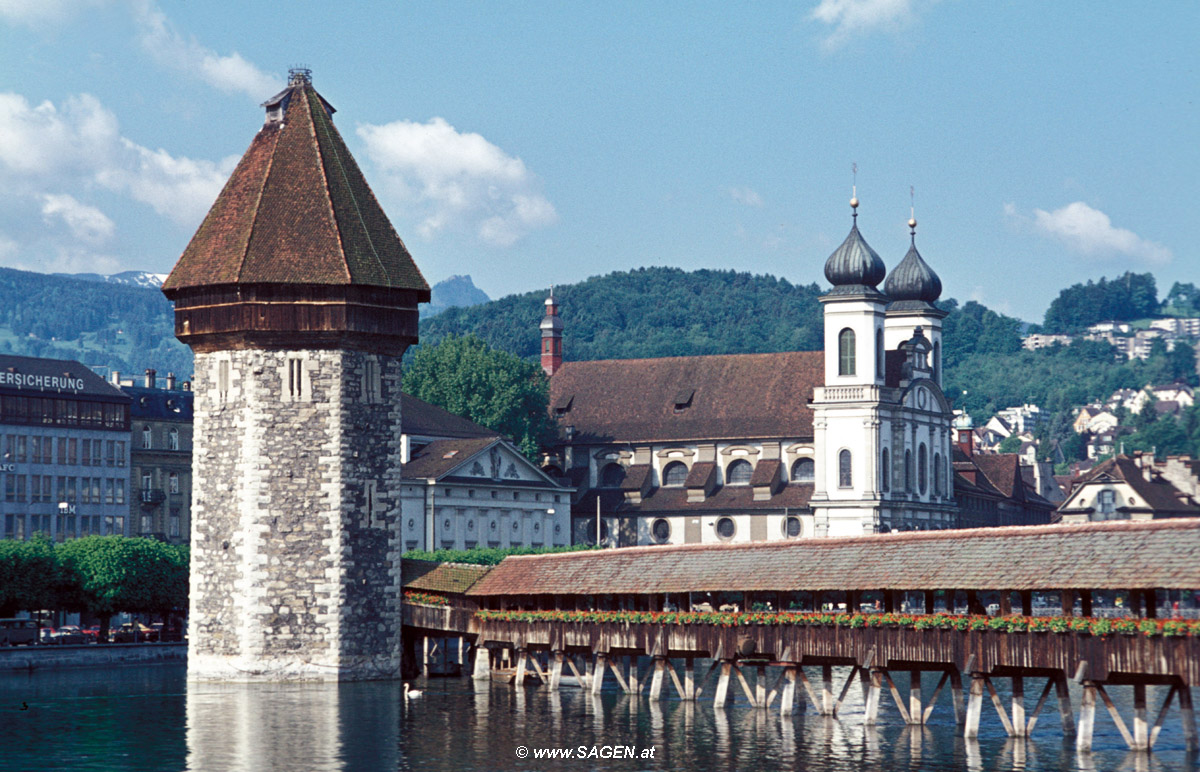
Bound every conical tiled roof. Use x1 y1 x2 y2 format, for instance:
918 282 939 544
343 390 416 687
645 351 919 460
823 222 886 295
163 72 428 295
884 242 942 309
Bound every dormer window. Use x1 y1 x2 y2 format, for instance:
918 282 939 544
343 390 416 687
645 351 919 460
673 388 695 413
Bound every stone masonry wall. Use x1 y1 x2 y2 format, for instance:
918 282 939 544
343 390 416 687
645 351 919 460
188 348 403 681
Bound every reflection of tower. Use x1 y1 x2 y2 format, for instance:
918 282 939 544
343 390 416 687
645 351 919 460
163 69 429 681
540 288 563 376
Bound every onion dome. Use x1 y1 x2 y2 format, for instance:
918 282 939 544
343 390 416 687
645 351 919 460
540 290 563 333
883 219 943 310
823 200 886 295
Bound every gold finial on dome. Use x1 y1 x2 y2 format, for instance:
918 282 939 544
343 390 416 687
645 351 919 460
909 186 917 242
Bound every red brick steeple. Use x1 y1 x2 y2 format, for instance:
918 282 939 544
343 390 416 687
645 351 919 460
540 287 563 376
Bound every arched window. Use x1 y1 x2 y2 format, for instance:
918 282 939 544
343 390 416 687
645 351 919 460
876 328 884 379
918 443 928 494
662 461 688 487
651 518 671 544
168 428 180 451
933 341 941 384
838 329 856 376
726 459 752 485
600 462 625 488
141 425 152 449
933 453 942 496
880 449 890 492
838 450 852 488
904 450 913 492
790 458 815 483
715 517 736 540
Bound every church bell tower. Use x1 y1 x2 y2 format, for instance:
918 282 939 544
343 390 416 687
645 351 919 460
163 69 430 681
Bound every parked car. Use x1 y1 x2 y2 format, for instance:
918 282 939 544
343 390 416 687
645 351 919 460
151 623 184 643
81 626 104 643
112 623 158 643
38 627 56 644
51 625 89 645
0 618 39 646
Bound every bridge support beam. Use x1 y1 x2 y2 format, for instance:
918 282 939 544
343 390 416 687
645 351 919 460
909 669 923 724
591 654 605 695
713 661 732 707
863 668 883 725
1011 676 1026 737
649 658 665 700
549 652 563 690
1077 681 1097 752
780 667 797 716
964 674 985 739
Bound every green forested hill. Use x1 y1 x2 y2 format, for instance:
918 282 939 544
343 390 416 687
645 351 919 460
419 267 826 361
0 267 190 377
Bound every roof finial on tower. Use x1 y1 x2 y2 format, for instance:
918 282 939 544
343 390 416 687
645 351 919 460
850 163 859 222
908 185 917 244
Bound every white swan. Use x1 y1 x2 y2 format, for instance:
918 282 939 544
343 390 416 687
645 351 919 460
403 683 422 699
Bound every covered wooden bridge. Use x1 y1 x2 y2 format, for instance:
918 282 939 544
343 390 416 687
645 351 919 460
402 518 1200 753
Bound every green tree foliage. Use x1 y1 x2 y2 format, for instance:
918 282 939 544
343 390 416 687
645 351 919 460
1042 272 1159 332
56 537 189 636
1163 282 1200 316
404 543 597 566
938 299 1023 371
997 435 1023 453
403 335 554 459
0 537 62 617
419 267 825 361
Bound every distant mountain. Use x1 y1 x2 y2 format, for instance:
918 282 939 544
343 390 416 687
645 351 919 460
423 275 491 318
0 267 190 378
54 270 167 289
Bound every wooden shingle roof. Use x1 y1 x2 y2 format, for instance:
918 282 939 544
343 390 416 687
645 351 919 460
164 78 428 295
468 519 1200 595
402 559 492 595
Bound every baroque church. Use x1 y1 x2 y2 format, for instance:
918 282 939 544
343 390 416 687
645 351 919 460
542 200 1053 546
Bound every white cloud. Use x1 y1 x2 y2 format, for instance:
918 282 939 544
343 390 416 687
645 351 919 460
0 91 234 227
728 186 764 207
1026 201 1172 265
810 0 918 50
358 117 557 246
0 0 100 26
131 0 279 99
41 194 115 244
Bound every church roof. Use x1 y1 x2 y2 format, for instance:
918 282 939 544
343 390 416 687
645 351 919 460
401 394 498 439
884 242 943 311
163 72 428 296
549 351 824 443
823 222 886 295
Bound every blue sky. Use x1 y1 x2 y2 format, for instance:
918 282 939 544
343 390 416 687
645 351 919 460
0 1 1195 322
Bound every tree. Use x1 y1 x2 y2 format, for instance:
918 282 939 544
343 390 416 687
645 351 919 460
998 435 1023 454
0 537 62 617
403 335 554 460
56 536 189 638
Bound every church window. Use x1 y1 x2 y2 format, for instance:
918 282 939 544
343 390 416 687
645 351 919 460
876 328 884 378
880 449 890 492
662 461 688 487
783 516 803 539
933 341 941 384
600 463 625 488
790 458 814 483
651 518 670 544
726 459 752 485
838 329 856 376
715 517 735 540
933 453 942 495
838 450 852 488
918 443 928 494
904 450 913 492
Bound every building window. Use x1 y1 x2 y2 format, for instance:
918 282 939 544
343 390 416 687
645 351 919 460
116 441 125 466
726 459 752 486
838 450 852 488
651 518 670 544
1098 489 1115 515
600 463 625 488
142 426 152 449
92 439 102 466
715 517 735 540
904 450 913 492
115 479 125 505
217 360 231 402
142 473 152 491
105 479 114 505
933 341 941 383
783 516 803 539
662 461 688 487
880 449 890 492
838 329 856 376
67 438 78 465
140 514 153 534
287 357 304 399
918 443 928 494
168 473 180 495
933 453 942 496
106 440 116 466
790 458 815 483
168 428 179 451
169 511 181 538
876 328 884 379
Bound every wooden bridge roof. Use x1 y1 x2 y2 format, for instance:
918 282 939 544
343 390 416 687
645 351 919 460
467 519 1200 596
402 560 492 595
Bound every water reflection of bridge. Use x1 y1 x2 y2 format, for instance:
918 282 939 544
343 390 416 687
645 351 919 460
402 519 1200 754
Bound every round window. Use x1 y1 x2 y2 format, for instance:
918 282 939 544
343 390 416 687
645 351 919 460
406 518 414 530
443 518 451 530
533 522 540 532
512 521 519 531
554 523 561 534
716 517 735 540
467 520 475 530
784 516 802 539
489 520 497 531
651 518 670 544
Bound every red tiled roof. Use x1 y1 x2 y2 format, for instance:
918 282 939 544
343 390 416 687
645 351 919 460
468 519 1200 595
401 437 499 480
1068 456 1200 516
402 559 492 594
164 81 428 294
549 351 823 443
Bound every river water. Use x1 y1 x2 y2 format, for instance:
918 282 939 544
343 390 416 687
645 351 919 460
0 664 1195 771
